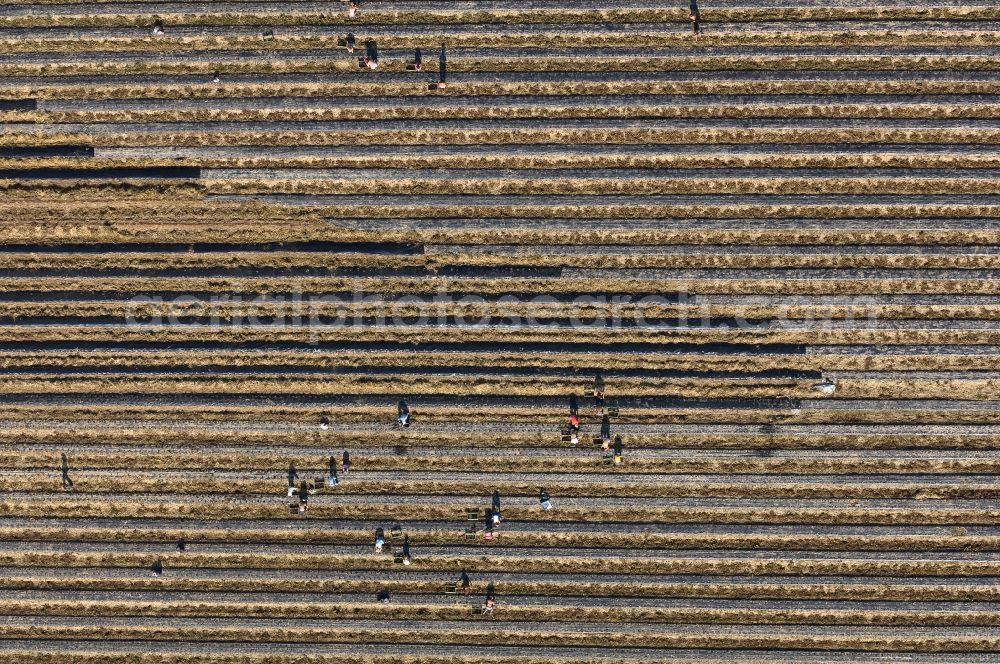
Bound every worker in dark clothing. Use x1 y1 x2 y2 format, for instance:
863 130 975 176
320 415 330 431
60 452 73 490
492 489 501 514
375 527 385 552
613 435 624 464
377 588 390 603
152 19 164 35
690 1 701 37
176 538 186 552
539 488 552 510
569 394 579 416
568 412 580 445
298 480 310 512
438 44 447 88
343 449 351 473
459 569 471 595
483 507 495 539
402 535 412 564
287 463 299 496
397 400 410 428
600 414 612 449
413 48 423 71
328 456 339 487
151 560 163 576
345 32 356 53
365 39 379 69
593 373 606 414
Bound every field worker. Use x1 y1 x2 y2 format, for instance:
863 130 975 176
691 7 701 36
413 48 423 71
152 19 164 35
60 452 73 490
483 507 495 539
459 569 471 594
345 32 356 53
348 1 360 18
397 400 410 428
328 456 339 487
492 489 501 515
151 560 163 576
365 39 379 69
539 488 552 510
176 538 186 552
377 588 390 603
600 414 612 449
438 44 447 88
343 449 351 473
482 583 496 614
568 412 580 445
613 435 624 464
593 373 606 414
375 527 385 552
298 480 310 512
320 416 330 431
287 462 299 497
211 71 220 83
569 393 579 417
402 535 412 564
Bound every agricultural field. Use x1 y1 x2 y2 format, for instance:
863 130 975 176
0 0 999 662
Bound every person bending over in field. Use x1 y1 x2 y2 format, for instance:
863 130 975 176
492 489 501 517
483 507 495 539
328 456 339 487
298 480 311 512
377 588 390 603
459 569 471 595
287 462 299 497
567 412 580 445
397 399 410 428
343 449 351 473
482 583 496 614
613 435 624 464
600 414 612 450
60 452 73 490
176 538 186 552
413 48 423 71
539 488 552 510
374 527 385 553
569 393 579 417
348 1 360 18
365 39 379 69
402 534 412 564
593 373 606 415
345 32 356 53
